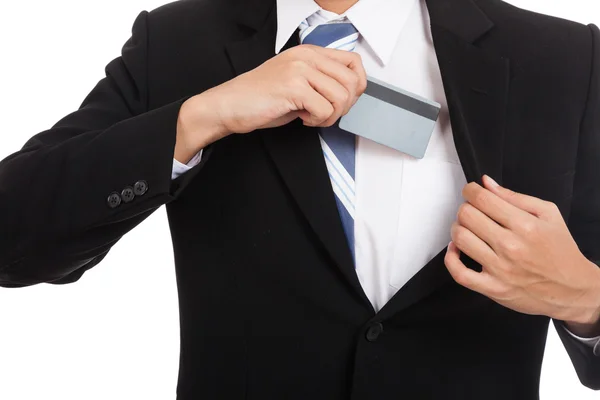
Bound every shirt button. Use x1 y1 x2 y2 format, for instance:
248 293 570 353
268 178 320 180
107 192 122 209
121 187 135 203
133 180 148 196
365 322 384 342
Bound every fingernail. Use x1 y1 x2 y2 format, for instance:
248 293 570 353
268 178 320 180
485 175 499 188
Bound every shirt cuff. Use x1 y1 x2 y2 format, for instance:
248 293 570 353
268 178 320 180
563 325 600 356
171 149 203 180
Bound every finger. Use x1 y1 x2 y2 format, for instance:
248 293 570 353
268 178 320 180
462 181 534 232
482 175 558 221
456 202 506 249
310 52 362 113
445 241 507 297
303 68 351 126
293 81 335 126
308 46 367 97
450 222 501 273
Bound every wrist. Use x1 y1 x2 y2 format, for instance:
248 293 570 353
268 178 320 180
565 261 600 337
175 93 230 163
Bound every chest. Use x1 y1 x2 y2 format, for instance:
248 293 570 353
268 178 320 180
343 0 464 227
325 6 467 278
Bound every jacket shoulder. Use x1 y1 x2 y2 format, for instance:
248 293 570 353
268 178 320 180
476 0 594 85
145 0 246 42
147 0 235 23
476 0 593 51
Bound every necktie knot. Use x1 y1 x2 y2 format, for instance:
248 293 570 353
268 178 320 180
299 20 359 52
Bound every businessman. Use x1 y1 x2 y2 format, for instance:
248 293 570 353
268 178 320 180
1 0 599 398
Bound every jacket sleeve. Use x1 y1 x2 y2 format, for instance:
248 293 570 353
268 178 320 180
0 10 211 287
556 23 600 391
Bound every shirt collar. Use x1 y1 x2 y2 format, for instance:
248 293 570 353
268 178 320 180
275 0 419 66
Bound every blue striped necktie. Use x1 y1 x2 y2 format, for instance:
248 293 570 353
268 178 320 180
299 20 359 263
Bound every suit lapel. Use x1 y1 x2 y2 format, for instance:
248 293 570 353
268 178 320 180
426 0 510 186
432 30 510 186
225 3 373 309
378 0 511 320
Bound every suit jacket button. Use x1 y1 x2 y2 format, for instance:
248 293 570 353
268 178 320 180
107 192 122 209
133 180 148 196
365 322 384 342
121 187 135 203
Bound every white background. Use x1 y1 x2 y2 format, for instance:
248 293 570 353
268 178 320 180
0 1 599 399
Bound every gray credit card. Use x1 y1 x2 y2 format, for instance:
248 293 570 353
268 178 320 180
339 76 441 159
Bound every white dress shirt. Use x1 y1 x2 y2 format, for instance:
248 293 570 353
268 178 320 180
171 0 600 352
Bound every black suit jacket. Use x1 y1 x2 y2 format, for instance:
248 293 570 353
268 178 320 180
1 0 599 398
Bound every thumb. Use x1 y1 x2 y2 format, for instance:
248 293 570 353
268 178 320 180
482 175 546 217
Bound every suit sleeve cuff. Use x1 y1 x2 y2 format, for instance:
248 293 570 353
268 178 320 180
563 324 600 356
171 149 203 180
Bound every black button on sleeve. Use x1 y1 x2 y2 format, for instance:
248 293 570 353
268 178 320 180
107 192 122 209
365 322 384 342
133 180 148 196
121 187 135 203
